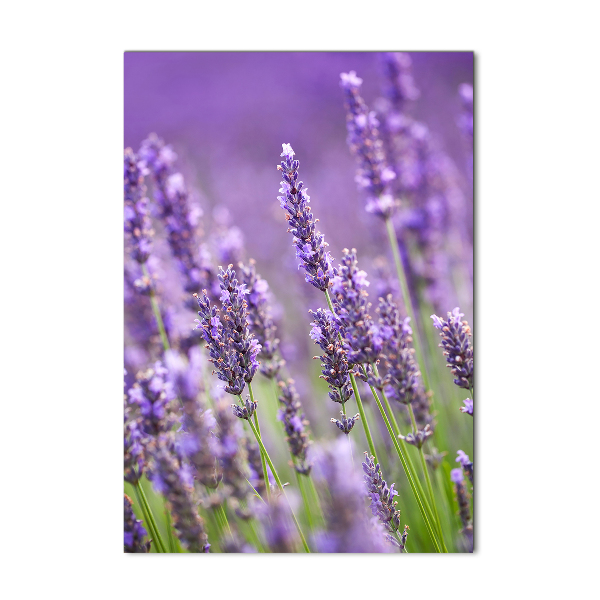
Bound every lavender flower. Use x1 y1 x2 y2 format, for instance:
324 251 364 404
309 308 353 405
362 454 401 535
456 450 474 485
461 398 473 416
277 143 335 291
399 423 433 449
124 397 145 484
277 379 311 475
231 395 257 420
312 439 390 553
451 468 473 552
211 206 246 268
148 435 211 552
244 435 267 498
239 260 284 379
424 447 447 471
124 148 153 264
340 71 398 218
431 307 473 390
194 265 261 396
127 362 177 439
259 493 300 553
331 248 383 366
331 411 360 435
139 133 217 302
379 53 420 111
165 348 219 489
211 398 255 519
458 83 474 147
378 295 424 405
124 494 151 553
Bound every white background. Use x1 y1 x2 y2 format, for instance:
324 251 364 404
1 1 598 598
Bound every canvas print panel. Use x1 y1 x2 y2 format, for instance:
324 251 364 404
124 51 474 553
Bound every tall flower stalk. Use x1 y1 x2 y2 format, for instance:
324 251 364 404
277 143 378 461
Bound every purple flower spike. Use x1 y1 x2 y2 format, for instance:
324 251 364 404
239 260 284 379
362 453 402 538
231 395 257 420
277 143 335 291
331 248 383 367
380 53 420 110
399 423 434 449
194 265 261 396
461 398 473 416
127 362 177 438
379 295 428 409
331 411 360 435
309 308 354 406
277 379 312 475
450 468 464 483
340 71 398 219
456 450 474 485
139 133 217 304
431 307 474 391
124 494 151 553
124 148 153 264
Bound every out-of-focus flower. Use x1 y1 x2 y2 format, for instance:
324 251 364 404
461 397 473 416
277 379 311 475
312 439 391 553
124 148 153 264
456 450 474 485
379 53 420 110
139 133 218 304
340 71 398 219
399 423 434 449
124 494 151 553
239 260 284 379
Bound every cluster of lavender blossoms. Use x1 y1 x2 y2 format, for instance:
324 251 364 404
378 294 434 431
165 348 219 489
362 453 407 550
450 467 473 552
124 148 153 265
309 308 354 406
277 379 312 475
331 248 383 368
194 265 261 396
312 439 391 553
124 494 151 553
431 307 474 391
239 260 284 379
340 71 398 219
139 133 218 304
277 143 335 291
379 53 420 111
126 362 210 552
456 450 474 485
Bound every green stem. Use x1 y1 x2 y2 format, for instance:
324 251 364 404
295 470 315 532
359 371 441 552
164 500 177 552
306 476 325 528
131 483 159 553
134 479 167 553
247 384 271 503
384 217 430 390
216 503 233 539
141 262 170 352
408 405 448 552
247 417 311 553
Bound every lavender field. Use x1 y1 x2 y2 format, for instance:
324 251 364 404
124 51 474 553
